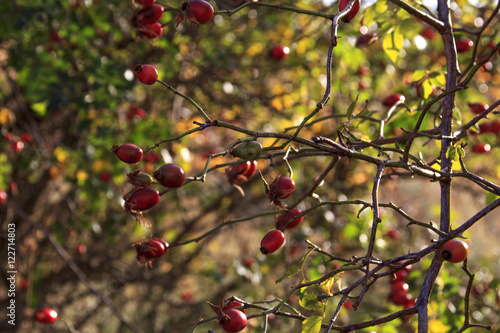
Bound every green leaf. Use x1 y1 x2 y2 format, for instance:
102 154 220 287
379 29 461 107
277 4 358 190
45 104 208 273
301 315 323 333
276 264 301 283
420 79 435 99
298 292 323 311
363 1 389 27
382 27 404 63
277 244 316 283
429 71 446 87
446 146 459 161
347 94 359 120
412 70 427 82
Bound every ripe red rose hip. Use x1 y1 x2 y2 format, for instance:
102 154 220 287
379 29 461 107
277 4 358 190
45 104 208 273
276 208 304 229
260 229 285 254
388 290 412 306
468 102 489 114
456 38 474 53
270 44 290 60
178 0 214 26
154 164 186 188
339 0 360 23
35 308 58 324
440 239 469 263
134 64 158 85
241 160 258 179
136 4 164 25
272 176 296 200
124 188 160 211
134 238 169 265
383 93 406 108
219 309 247 332
472 142 491 153
112 143 143 164
138 22 163 39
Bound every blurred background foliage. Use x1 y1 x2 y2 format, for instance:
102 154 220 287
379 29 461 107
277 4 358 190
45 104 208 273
0 0 499 332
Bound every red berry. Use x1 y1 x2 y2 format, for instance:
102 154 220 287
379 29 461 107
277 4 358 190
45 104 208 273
389 291 412 306
490 120 500 134
468 102 489 114
138 22 163 39
134 64 158 85
20 278 29 291
356 32 378 47
12 140 24 152
124 188 160 211
154 164 186 188
35 308 58 324
456 38 474 53
419 25 436 40
276 209 304 229
271 176 296 200
260 230 285 254
76 244 87 254
20 133 33 143
4 132 14 141
112 144 143 164
242 257 254 268
270 45 290 60
99 171 112 183
343 300 354 310
139 0 155 6
339 0 360 23
181 291 193 301
179 0 214 26
382 93 405 108
390 281 409 294
144 152 163 163
136 4 164 25
472 142 491 153
478 122 491 134
386 229 400 239
357 65 370 76
440 239 469 263
219 309 247 332
0 190 7 205
134 239 168 264
241 160 258 179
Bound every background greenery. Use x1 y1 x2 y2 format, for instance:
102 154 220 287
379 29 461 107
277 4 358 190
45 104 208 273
0 0 499 332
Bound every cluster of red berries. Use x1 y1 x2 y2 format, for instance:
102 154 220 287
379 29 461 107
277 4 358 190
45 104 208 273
4 131 32 153
259 175 297 255
111 143 185 265
387 262 415 310
111 144 186 225
131 0 164 40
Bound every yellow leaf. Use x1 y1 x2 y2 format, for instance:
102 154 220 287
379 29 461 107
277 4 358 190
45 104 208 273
76 170 88 182
382 28 404 63
0 108 15 125
271 97 284 111
428 320 450 333
54 147 70 164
